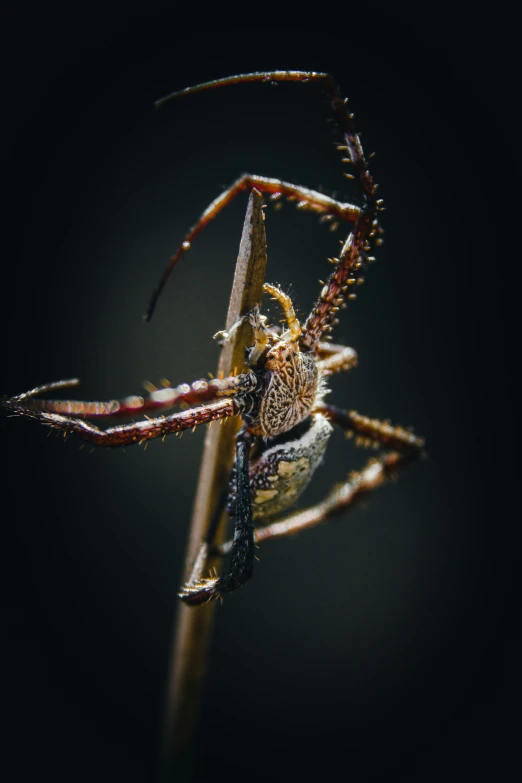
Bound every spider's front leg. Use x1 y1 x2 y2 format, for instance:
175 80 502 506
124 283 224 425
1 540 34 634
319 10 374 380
1 371 263 448
179 427 256 604
1 371 251 422
2 398 239 447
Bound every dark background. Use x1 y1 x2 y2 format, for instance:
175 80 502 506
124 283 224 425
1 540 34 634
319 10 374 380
1 12 518 783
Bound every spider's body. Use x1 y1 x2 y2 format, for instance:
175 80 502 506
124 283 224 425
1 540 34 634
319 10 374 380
1 71 425 605
225 288 331 520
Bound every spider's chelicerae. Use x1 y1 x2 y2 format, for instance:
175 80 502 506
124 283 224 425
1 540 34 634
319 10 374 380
2 71 424 605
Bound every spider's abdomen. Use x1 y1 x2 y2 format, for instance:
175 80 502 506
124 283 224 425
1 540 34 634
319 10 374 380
228 412 333 521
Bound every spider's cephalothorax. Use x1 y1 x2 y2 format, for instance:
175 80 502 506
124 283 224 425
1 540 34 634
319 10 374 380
235 283 323 439
246 341 319 439
2 71 425 605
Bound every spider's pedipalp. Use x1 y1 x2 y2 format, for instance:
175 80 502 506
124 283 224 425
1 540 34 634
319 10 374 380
245 306 271 367
263 283 301 342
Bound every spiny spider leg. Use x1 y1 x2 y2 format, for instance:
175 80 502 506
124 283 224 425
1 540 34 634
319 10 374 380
316 342 359 376
3 398 237 448
181 488 230 598
225 450 418 551
215 406 424 556
317 404 424 451
152 71 382 350
297 75 380 351
179 428 255 604
1 372 251 421
10 378 81 402
145 173 361 322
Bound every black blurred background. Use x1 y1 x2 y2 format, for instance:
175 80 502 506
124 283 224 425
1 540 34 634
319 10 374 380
1 11 518 783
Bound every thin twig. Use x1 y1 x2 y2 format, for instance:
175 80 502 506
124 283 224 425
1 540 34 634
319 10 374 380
161 189 268 780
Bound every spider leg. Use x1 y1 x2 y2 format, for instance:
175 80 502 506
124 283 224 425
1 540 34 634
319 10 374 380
178 487 229 598
215 407 424 553
240 450 418 549
3 398 237 447
1 372 258 422
316 342 358 375
145 173 361 321
154 70 381 349
178 428 255 604
9 378 81 401
317 404 424 451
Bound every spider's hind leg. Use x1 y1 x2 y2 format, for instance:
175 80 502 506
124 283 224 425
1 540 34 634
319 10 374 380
215 407 424 553
179 427 255 604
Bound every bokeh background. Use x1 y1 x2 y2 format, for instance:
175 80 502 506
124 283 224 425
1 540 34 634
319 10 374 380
2 12 518 783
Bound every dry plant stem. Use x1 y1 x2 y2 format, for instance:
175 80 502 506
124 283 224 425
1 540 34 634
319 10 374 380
162 190 267 778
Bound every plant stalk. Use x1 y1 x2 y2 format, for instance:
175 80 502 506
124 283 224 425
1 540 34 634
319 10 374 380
161 189 268 780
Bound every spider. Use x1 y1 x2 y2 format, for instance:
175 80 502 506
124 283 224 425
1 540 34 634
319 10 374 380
2 71 424 605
